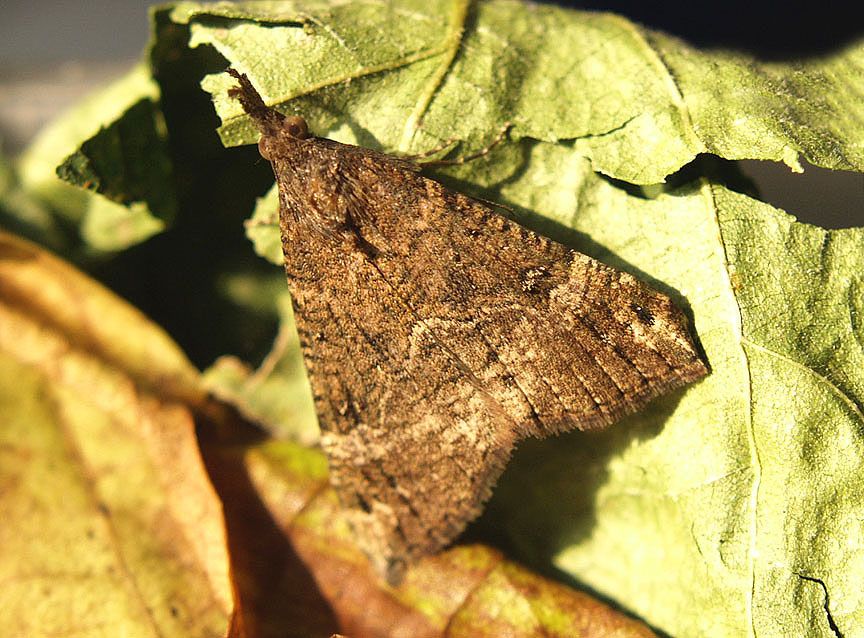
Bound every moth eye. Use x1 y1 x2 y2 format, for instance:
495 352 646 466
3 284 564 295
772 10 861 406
284 115 309 139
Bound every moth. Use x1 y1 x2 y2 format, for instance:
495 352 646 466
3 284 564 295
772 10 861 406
227 69 707 583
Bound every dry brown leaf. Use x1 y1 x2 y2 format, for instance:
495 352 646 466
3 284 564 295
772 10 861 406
0 231 232 636
0 229 659 637
214 439 659 638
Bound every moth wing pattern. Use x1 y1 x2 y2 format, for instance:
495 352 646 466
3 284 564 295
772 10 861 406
227 70 707 582
288 242 520 580
275 143 706 581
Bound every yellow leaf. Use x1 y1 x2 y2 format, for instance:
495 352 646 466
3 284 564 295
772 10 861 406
0 231 231 637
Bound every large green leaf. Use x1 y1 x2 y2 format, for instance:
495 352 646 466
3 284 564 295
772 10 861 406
193 1 864 182
22 1 864 636
490 148 864 636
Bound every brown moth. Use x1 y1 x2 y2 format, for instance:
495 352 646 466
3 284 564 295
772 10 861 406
227 69 707 584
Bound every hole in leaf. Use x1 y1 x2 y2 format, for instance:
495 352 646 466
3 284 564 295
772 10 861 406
738 159 864 229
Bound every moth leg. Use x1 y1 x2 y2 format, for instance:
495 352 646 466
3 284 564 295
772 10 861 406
399 137 459 161
418 122 512 167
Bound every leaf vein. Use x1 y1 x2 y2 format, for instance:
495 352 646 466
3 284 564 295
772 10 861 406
399 0 471 150
703 180 761 638
741 337 864 424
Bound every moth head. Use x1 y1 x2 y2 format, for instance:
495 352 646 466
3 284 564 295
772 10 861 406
254 115 309 160
226 68 310 158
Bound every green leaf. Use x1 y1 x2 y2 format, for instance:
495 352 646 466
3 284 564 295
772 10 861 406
196 2 864 184
55 95 175 245
647 33 864 173
244 184 283 265
0 147 66 250
17 63 171 251
202 292 319 443
490 147 864 636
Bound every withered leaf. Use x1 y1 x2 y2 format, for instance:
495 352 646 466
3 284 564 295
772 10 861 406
227 69 707 583
0 231 231 636
239 439 660 638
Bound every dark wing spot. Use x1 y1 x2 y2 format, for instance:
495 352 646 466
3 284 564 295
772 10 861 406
521 265 553 295
355 493 372 513
631 303 655 325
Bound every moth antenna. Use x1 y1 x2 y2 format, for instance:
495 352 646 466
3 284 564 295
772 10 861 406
226 68 285 135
